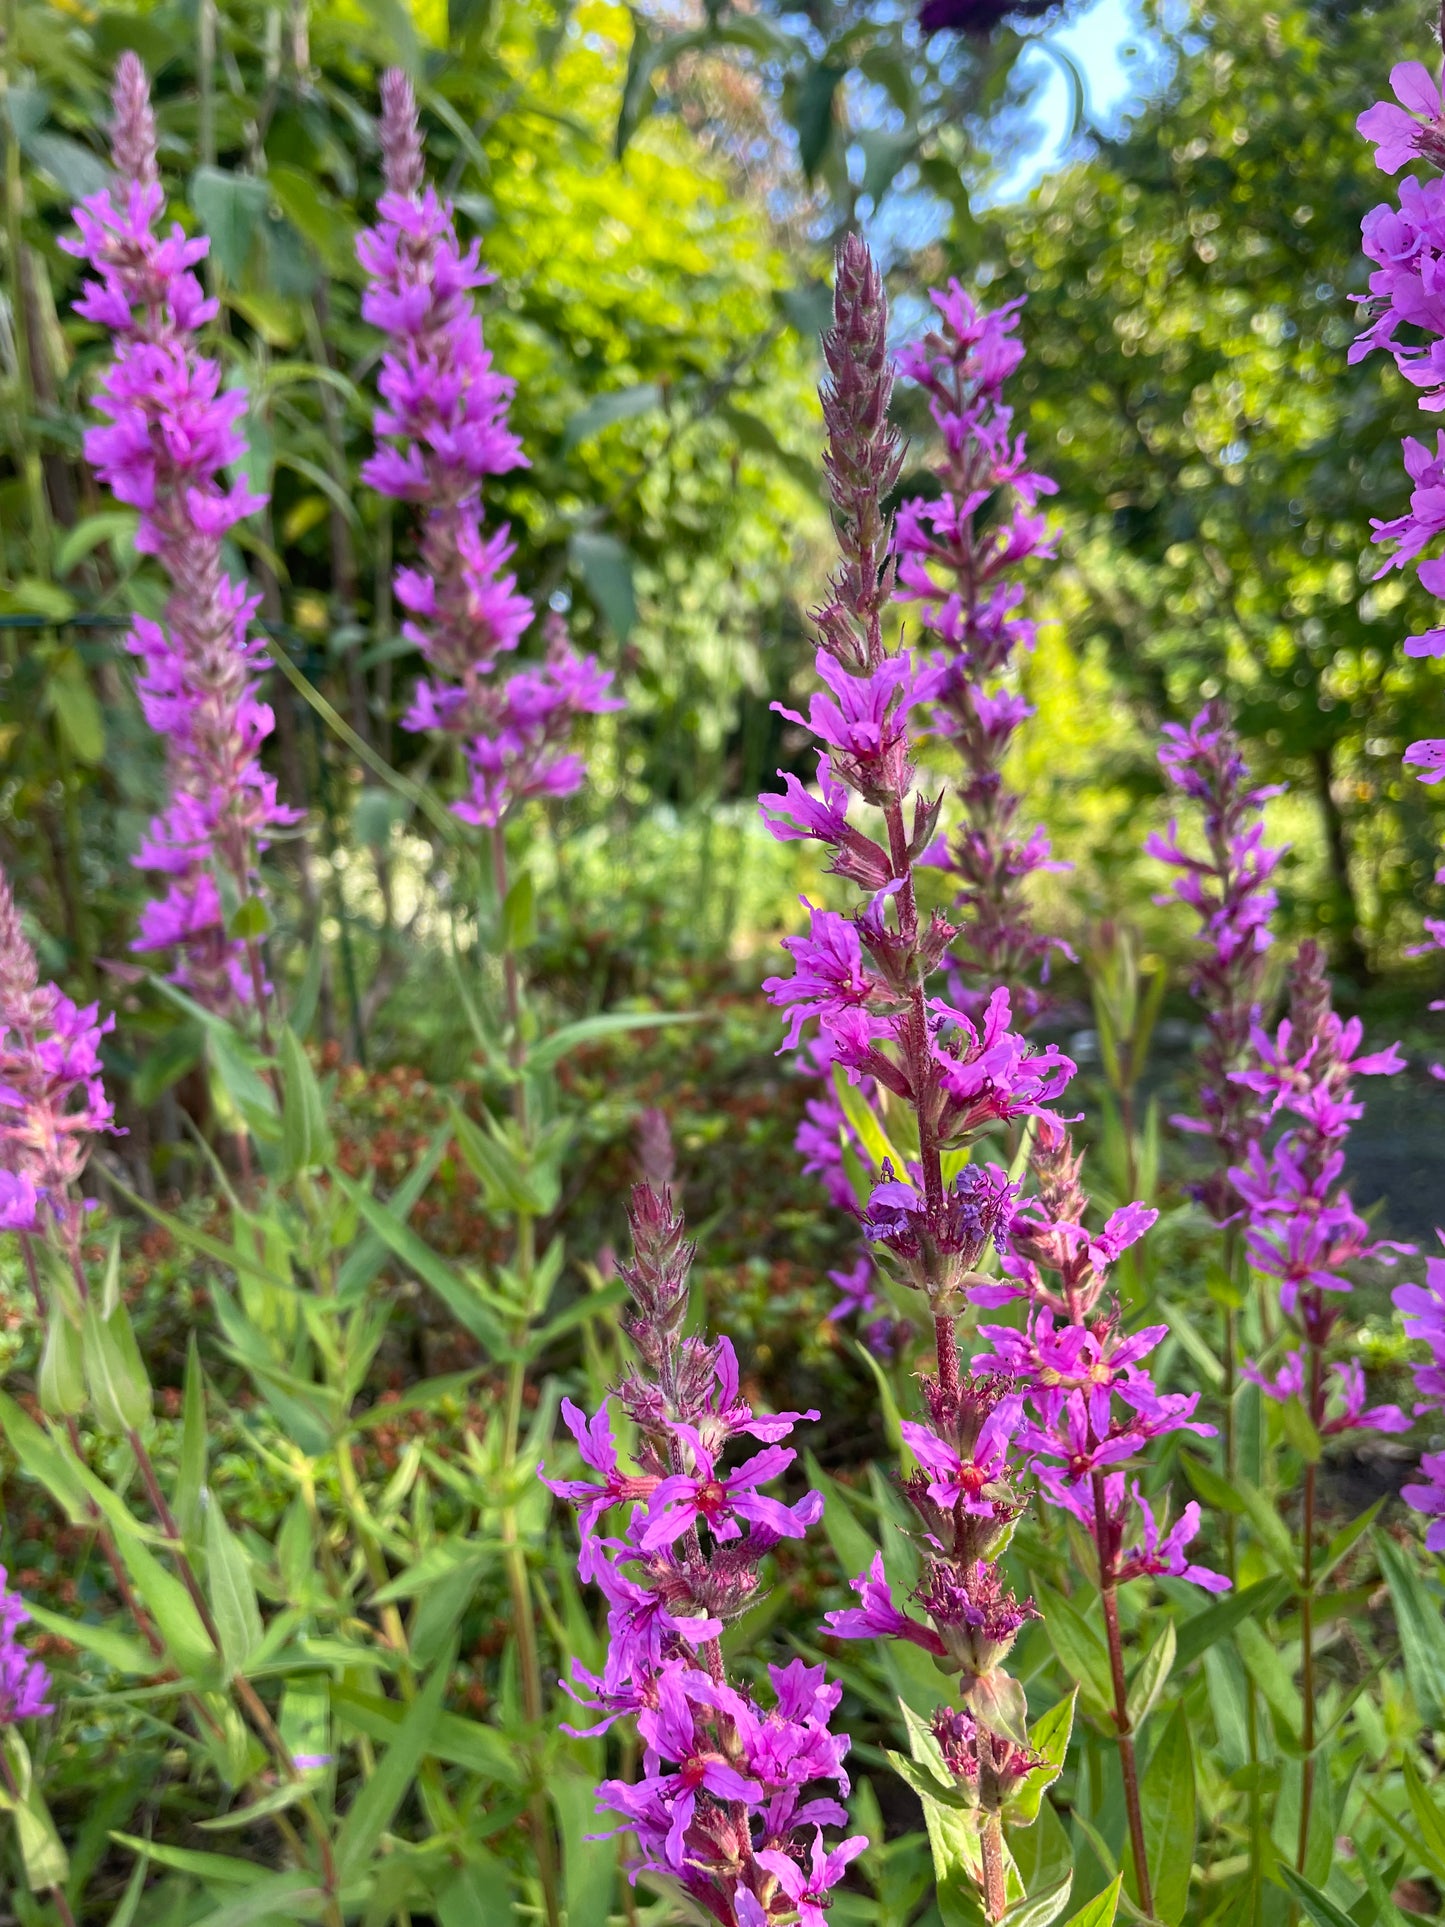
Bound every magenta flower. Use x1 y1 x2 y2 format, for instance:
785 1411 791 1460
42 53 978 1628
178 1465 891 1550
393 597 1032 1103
359 72 618 827
0 1569 54 1724
754 1831 869 1927
901 1402 1021 1515
0 868 118 1239
64 56 296 1010
823 1552 946 1653
1395 1234 1445 1404
545 1184 854 1918
893 282 1065 1025
1242 1351 1410 1436
1358 63 1445 175
1146 702 1284 1220
640 1431 811 1552
1401 1451 1445 1552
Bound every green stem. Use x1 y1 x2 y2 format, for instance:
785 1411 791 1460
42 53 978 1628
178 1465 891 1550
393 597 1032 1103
489 820 561 1927
1297 1334 1323 1871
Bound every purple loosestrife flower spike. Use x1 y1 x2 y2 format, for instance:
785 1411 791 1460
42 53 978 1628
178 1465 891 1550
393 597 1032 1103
0 865 117 1238
1352 61 1445 977
63 56 297 1014
0 1568 54 1724
760 238 1075 1345
895 285 1067 1025
1229 940 1410 1344
358 71 619 828
0 1592 53 1725
1145 702 1285 1221
543 1183 862 1922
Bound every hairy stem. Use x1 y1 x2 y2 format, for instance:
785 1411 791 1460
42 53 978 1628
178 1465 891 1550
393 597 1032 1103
980 1812 1008 1921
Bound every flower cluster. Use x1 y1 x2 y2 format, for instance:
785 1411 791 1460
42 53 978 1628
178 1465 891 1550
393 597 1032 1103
0 867 116 1236
758 246 1073 1320
544 1183 862 1923
974 1119 1229 1592
1352 63 1445 978
1230 939 1409 1340
358 70 619 828
0 1568 52 1726
894 283 1065 1025
1145 703 1283 1221
824 1370 1051 1849
1393 1236 1445 1541
64 54 295 1011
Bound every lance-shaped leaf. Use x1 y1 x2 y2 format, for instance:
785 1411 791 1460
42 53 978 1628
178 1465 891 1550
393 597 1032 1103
279 1025 334 1177
1375 1531 1445 1726
1004 1689 1076 1829
205 1496 264 1676
335 1658 449 1880
1137 1703 1194 1925
1061 1875 1122 1927
1124 1618 1175 1732
1000 1873 1073 1927
81 1294 151 1435
0 1732 69 1892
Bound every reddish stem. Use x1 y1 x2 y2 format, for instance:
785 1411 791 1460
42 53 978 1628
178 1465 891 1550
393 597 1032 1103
1093 1472 1153 1919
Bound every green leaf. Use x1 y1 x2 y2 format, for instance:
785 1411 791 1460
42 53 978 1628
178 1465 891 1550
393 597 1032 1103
1062 1875 1122 1927
830 1061 908 1176
793 60 843 178
1173 1576 1290 1670
1031 1579 1113 1712
1004 1688 1075 1830
562 382 662 450
187 1873 326 1927
1138 1703 1194 1926
1401 1757 1445 1874
1234 1473 1299 1580
22 128 109 199
208 1025 281 1144
1275 1866 1358 1927
23 1600 155 1677
500 869 537 952
968 1668 1031 1749
279 1026 333 1177
205 1497 264 1676
802 1452 878 1581
1179 1451 1244 1516
1280 1394 1323 1465
38 1306 84 1419
268 165 354 275
335 1660 449 1880
552 1765 618 1927
524 1007 701 1072
1375 1531 1445 1725
189 167 270 280
175 1334 208 1546
448 1102 546 1215
335 1126 449 1305
49 653 106 765
569 529 636 639
1235 1615 1302 1737
108 1834 268 1884
1316 1499 1383 1589
1124 1617 1175 1731
1001 1874 1073 1927
0 1734 70 1893
334 1171 506 1355
54 511 138 577
81 1296 152 1434
330 1684 519 1785
115 1531 218 1684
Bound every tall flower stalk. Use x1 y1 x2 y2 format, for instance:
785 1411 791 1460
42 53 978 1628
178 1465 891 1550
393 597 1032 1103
1146 703 1284 1515
355 72 625 1925
762 236 1079 1920
894 283 1065 1025
974 1120 1226 1915
1229 939 1408 1865
357 68 619 834
545 1182 861 1926
63 53 295 1023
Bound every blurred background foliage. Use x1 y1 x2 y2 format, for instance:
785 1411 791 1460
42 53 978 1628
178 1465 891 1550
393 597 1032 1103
5 0 1445 1917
